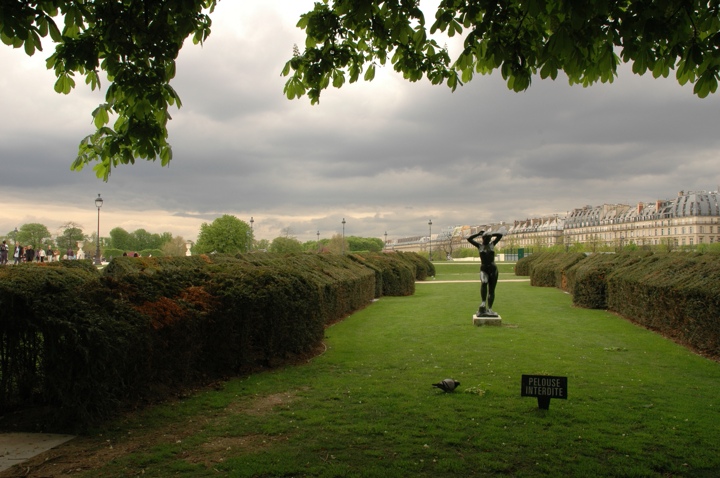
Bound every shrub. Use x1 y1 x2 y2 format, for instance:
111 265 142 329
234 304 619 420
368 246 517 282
606 253 720 357
524 252 587 289
515 254 540 276
565 251 652 309
349 253 416 296
394 251 435 280
0 252 420 428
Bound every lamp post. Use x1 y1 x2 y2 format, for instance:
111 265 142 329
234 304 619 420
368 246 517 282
384 231 387 251
317 230 320 252
428 219 432 261
94 194 103 265
342 218 346 255
247 216 254 252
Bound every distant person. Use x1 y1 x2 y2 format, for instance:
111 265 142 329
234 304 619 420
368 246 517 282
37 247 46 262
66 248 74 260
0 240 7 265
14 245 22 264
25 245 35 263
467 228 504 317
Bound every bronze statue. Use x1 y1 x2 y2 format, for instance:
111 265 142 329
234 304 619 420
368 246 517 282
467 229 504 317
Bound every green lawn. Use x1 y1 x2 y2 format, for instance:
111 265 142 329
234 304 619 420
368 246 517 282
431 261 517 281
82 279 720 477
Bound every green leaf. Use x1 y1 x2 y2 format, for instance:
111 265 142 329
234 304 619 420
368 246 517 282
92 105 110 128
54 74 75 94
160 146 172 166
23 37 36 56
332 69 345 88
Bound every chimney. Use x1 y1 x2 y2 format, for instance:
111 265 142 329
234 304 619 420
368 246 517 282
637 202 643 214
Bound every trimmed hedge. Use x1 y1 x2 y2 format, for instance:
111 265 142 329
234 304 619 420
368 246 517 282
606 253 720 358
393 251 435 280
349 253 416 297
0 252 425 429
0 262 145 423
515 254 541 276
565 252 653 309
521 252 587 289
518 251 720 360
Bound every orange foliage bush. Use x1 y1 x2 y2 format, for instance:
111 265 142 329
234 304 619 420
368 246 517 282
135 297 187 330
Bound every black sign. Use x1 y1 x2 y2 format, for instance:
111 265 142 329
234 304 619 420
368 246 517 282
521 375 568 410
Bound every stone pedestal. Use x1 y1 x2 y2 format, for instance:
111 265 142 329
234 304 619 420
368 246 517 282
473 314 502 326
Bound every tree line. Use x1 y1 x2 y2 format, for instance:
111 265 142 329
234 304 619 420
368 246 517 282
2 223 188 259
2 215 384 260
193 215 383 255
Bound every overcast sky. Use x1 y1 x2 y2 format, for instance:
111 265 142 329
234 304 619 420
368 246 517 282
1 1 719 244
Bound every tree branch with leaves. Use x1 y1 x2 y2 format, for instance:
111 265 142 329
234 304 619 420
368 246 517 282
283 0 720 102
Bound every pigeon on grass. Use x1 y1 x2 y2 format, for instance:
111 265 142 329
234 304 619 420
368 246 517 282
432 378 460 392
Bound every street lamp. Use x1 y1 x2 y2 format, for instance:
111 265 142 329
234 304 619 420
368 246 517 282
384 231 387 251
94 194 103 265
246 216 254 253
342 218 346 255
317 230 320 252
428 219 432 261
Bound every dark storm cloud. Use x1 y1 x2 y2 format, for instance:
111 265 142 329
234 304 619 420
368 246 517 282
1 1 719 242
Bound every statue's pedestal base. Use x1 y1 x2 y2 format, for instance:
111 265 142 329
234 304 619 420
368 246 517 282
473 314 502 326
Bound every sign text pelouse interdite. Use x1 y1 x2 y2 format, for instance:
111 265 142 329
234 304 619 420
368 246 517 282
521 375 568 409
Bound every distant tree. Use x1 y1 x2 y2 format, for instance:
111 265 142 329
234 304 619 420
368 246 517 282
159 231 173 246
83 231 103 259
347 236 383 253
17 223 51 249
436 231 456 259
254 238 270 252
326 234 349 255
109 227 134 251
195 215 253 254
58 222 85 252
108 227 171 251
161 236 189 257
269 236 303 254
132 228 168 250
4 229 20 246
302 239 329 252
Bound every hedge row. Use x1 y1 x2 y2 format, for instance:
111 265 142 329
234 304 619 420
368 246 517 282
515 251 720 359
0 252 429 429
564 251 653 309
515 251 587 289
606 253 720 357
